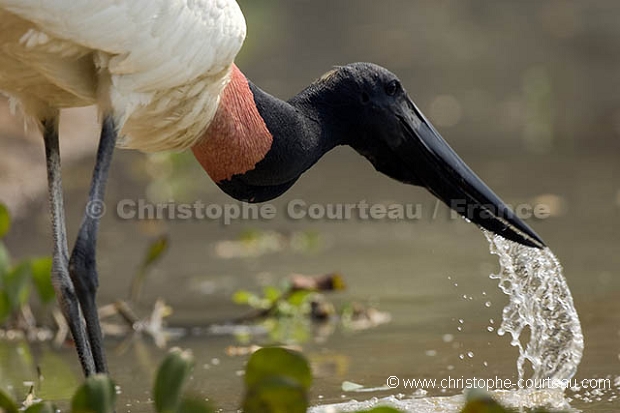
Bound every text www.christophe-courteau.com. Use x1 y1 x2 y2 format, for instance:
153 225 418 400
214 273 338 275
385 376 611 391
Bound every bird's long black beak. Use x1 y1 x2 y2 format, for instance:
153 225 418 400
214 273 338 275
396 96 545 249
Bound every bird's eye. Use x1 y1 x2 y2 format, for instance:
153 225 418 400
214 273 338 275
385 80 400 96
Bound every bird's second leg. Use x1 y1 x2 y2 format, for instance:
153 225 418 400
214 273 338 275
43 118 96 376
69 116 117 374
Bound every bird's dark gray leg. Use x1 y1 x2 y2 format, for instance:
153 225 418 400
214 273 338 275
69 116 117 374
43 118 96 376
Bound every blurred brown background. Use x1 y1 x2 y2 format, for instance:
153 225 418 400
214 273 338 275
2 0 618 214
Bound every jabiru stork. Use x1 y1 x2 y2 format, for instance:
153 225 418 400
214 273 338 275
0 0 545 377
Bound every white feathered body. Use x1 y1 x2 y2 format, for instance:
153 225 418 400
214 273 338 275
0 0 246 151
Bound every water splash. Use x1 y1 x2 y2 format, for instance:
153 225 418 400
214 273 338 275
310 390 574 413
313 233 584 413
484 231 584 381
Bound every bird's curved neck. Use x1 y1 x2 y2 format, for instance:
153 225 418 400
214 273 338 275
192 65 274 183
192 65 341 201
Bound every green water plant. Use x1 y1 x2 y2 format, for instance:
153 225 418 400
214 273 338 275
232 272 392 344
71 375 116 413
129 234 169 303
0 200 171 345
0 344 565 413
242 347 312 413
232 272 345 320
0 348 213 413
0 201 564 413
0 204 55 328
153 348 214 413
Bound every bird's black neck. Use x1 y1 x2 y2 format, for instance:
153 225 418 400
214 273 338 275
216 81 346 203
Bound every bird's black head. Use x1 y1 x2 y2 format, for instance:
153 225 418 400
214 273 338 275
306 62 545 248
220 63 544 248
313 63 427 184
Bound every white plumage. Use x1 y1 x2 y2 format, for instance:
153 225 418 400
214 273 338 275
0 0 247 151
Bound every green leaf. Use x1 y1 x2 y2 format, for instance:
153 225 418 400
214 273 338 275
461 389 510 413
244 347 312 391
71 374 116 413
354 408 403 413
263 286 281 303
0 204 10 239
130 235 169 302
242 376 307 413
24 402 56 413
0 242 10 277
153 348 194 413
141 235 169 270
327 273 346 291
232 290 254 305
286 291 311 307
239 229 261 243
241 345 314 412
30 257 55 303
177 396 215 413
4 262 31 309
0 388 18 413
0 292 11 324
